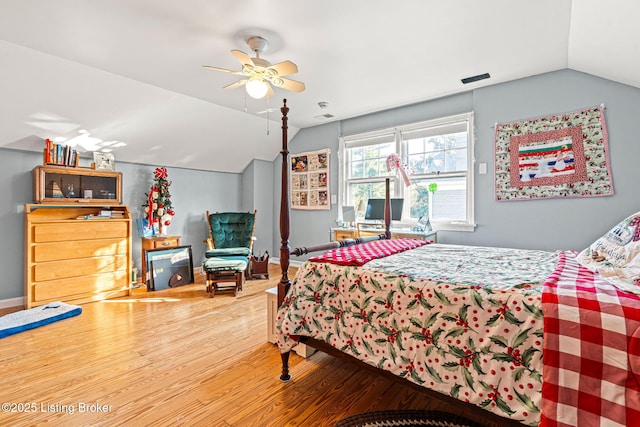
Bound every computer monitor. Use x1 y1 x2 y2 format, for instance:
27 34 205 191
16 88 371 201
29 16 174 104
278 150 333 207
364 198 404 221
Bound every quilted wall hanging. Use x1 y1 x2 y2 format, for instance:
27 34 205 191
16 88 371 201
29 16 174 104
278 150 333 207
494 105 613 201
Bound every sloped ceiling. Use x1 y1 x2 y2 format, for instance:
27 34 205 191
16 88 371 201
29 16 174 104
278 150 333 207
1 0 638 173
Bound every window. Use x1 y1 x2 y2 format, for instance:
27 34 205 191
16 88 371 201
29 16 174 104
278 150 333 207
340 112 475 231
340 132 396 220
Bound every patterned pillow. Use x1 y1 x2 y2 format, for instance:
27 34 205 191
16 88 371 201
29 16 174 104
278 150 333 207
576 211 640 288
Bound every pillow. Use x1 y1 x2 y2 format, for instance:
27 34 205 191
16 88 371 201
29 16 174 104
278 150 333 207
576 211 640 288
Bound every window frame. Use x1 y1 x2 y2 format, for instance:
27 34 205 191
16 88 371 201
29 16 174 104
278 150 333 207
339 112 476 232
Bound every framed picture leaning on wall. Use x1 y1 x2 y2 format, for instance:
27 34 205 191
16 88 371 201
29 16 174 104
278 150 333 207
145 245 194 291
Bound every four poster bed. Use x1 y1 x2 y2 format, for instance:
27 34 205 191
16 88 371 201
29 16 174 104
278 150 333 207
274 100 640 426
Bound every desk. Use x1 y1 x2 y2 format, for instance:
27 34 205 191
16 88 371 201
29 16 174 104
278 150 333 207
141 235 181 284
332 227 437 242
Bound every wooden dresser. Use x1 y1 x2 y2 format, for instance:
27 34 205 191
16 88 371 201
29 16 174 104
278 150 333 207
24 204 132 308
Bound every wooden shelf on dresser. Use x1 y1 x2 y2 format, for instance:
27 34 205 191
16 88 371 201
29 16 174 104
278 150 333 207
33 165 122 205
24 204 132 308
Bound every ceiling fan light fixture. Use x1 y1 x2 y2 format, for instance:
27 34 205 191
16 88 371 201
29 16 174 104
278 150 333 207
203 34 304 98
246 78 269 99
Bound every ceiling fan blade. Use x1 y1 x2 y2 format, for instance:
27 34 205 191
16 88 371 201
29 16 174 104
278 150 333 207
231 49 254 67
272 77 306 93
267 60 298 77
257 108 278 115
223 79 248 89
202 65 245 76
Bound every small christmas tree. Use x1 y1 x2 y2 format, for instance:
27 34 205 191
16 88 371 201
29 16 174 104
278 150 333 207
143 166 175 235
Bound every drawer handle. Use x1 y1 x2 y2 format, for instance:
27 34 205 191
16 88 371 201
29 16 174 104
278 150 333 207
161 242 170 246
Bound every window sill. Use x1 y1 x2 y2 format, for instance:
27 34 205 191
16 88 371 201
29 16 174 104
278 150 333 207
432 222 476 232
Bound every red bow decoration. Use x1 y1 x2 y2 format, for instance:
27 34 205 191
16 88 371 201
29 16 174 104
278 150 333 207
386 154 411 187
154 167 168 179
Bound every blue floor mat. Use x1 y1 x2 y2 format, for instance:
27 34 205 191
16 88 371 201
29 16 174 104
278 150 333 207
0 302 82 338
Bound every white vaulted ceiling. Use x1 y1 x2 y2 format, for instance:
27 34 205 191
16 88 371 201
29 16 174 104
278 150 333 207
1 0 638 173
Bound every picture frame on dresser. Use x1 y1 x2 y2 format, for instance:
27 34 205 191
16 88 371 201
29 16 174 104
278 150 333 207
93 152 115 171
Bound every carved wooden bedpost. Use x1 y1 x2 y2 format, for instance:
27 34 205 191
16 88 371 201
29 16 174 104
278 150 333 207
278 99 291 306
279 99 292 381
384 178 392 239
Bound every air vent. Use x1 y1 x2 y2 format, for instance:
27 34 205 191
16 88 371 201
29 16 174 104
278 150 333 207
314 113 335 120
461 73 490 84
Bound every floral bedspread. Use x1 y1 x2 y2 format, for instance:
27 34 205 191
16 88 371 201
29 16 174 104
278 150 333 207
276 244 559 426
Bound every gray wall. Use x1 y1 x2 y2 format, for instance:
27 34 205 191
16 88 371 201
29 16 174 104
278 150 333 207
467 70 640 250
1 149 40 303
241 159 274 257
4 68 640 303
0 148 242 303
274 69 640 259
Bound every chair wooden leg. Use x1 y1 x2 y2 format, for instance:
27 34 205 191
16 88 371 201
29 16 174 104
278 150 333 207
205 274 211 294
234 271 244 296
204 269 244 297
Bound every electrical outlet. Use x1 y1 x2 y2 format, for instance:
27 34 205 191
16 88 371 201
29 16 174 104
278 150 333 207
17 204 24 213
331 194 337 204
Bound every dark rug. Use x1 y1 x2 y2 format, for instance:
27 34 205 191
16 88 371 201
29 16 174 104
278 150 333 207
334 410 486 427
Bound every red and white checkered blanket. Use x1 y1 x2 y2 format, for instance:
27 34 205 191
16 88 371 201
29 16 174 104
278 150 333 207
541 251 640 427
309 238 429 266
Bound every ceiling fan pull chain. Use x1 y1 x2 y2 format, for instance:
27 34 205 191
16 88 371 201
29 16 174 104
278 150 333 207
266 96 270 135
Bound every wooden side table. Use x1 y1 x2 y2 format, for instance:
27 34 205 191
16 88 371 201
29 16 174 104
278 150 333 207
391 230 438 242
141 235 181 285
333 226 438 242
266 287 314 358
332 227 357 241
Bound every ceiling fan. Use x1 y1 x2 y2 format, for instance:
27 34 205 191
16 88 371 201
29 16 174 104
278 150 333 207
203 36 305 99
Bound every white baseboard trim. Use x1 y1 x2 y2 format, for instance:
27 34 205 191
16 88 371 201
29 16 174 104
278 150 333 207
0 297 24 310
270 257 304 268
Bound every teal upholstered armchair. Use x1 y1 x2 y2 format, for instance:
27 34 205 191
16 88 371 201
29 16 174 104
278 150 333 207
203 210 256 296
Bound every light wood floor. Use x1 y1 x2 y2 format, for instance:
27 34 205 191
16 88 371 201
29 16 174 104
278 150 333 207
1 264 505 427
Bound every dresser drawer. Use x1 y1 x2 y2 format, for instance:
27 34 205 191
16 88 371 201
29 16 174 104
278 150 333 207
33 221 128 242
334 230 356 241
33 254 127 281
33 238 128 262
149 237 180 248
33 270 128 302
